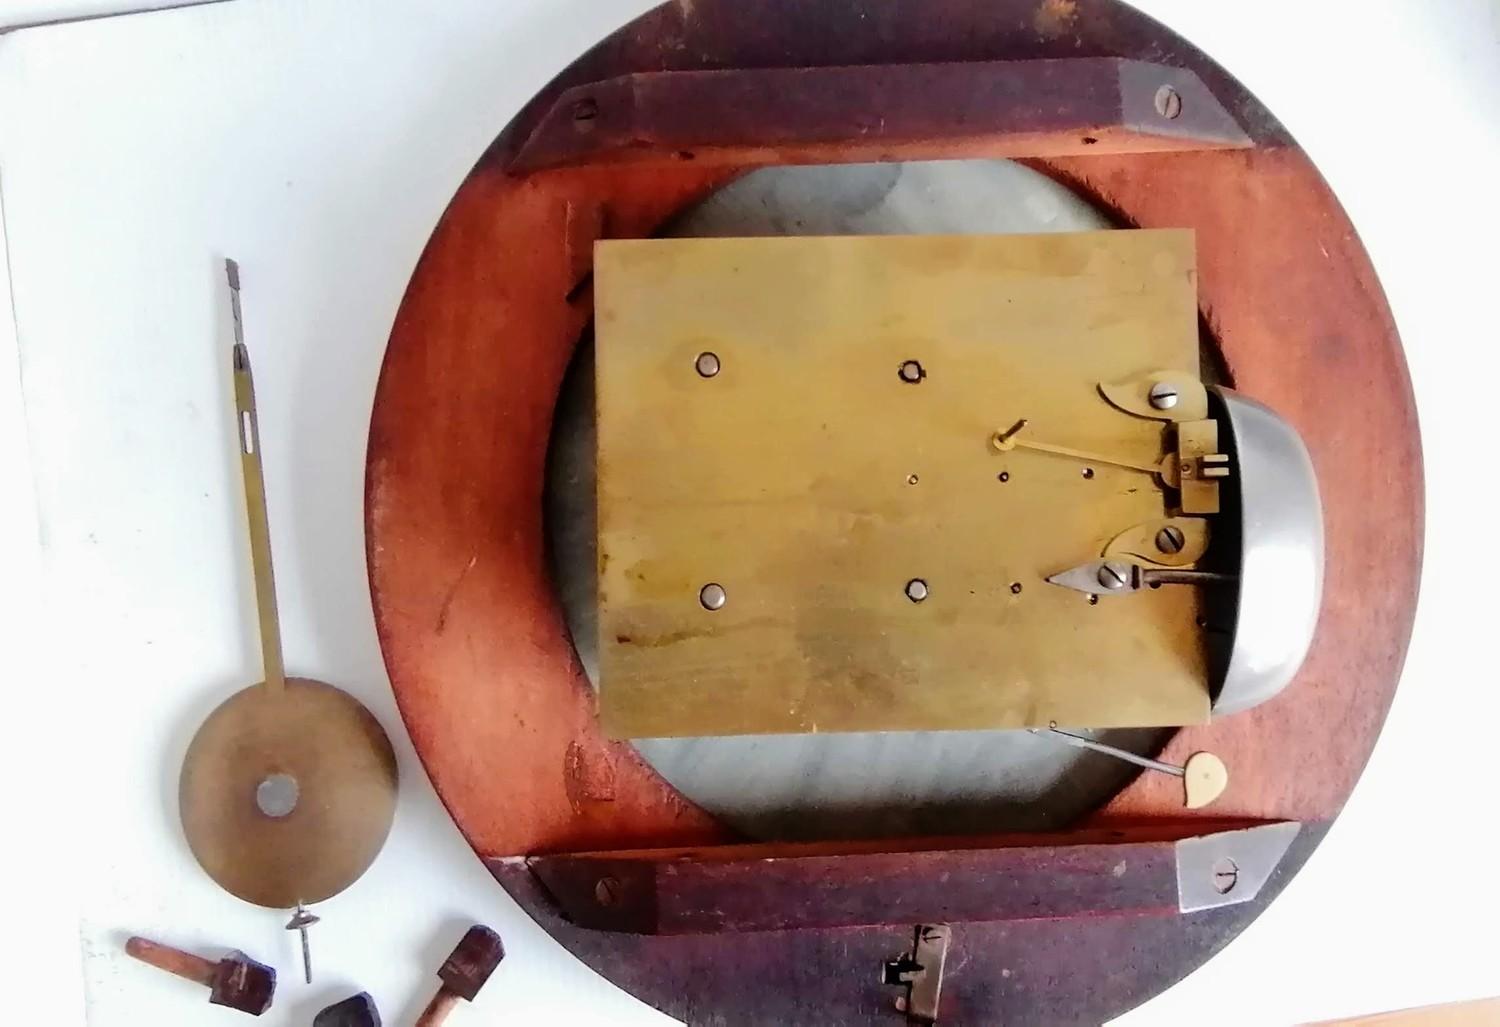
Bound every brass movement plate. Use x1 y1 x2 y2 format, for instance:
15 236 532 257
596 231 1209 738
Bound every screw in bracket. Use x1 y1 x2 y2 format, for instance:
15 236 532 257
1148 381 1180 410
594 877 621 906
1155 524 1186 554
572 97 600 122
1211 856 1239 895
1096 562 1130 591
1154 84 1183 120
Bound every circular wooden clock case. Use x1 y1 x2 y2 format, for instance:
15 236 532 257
365 2 1422 1022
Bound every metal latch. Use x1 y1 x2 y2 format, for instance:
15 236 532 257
882 924 950 1024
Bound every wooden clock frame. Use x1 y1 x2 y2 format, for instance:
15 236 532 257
365 2 1421 1021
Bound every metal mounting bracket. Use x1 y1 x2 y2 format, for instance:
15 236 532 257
883 924 951 1025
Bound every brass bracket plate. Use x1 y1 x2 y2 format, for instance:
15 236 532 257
595 231 1211 738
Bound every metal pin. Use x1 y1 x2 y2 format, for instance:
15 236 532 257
286 905 320 984
991 418 1029 451
1032 725 1186 777
1030 727 1228 808
699 583 727 611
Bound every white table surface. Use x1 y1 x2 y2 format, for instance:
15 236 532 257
2 1 1497 1023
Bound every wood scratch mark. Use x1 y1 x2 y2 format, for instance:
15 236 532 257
435 553 478 634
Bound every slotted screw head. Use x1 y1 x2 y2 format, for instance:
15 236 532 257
1097 562 1130 590
1212 856 1239 894
1155 84 1183 119
1155 525 1186 554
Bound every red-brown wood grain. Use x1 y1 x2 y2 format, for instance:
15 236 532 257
528 832 1205 934
508 58 1251 171
489 821 1327 1026
368 164 737 858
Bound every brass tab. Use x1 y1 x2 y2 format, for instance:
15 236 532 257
1099 370 1208 422
1105 516 1210 567
1176 419 1227 515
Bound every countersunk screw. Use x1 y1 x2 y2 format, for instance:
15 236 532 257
1155 525 1186 554
898 360 926 384
1154 84 1183 120
1148 381 1179 410
1211 856 1239 895
905 578 929 603
595 877 621 906
699 583 727 611
1097 562 1130 590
